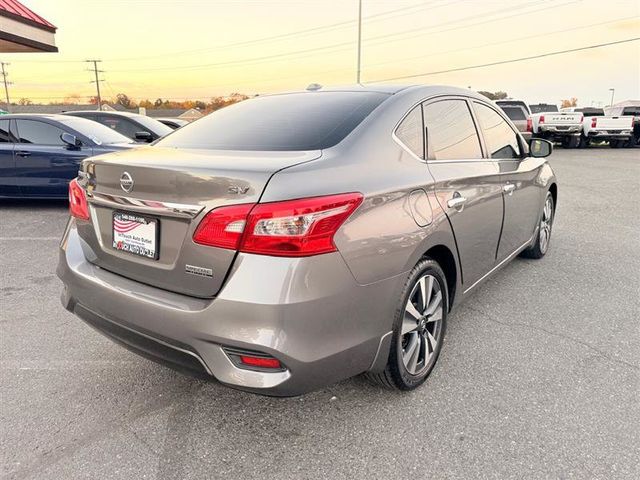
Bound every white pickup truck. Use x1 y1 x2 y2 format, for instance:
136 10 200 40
604 102 640 148
527 104 583 148
561 107 634 148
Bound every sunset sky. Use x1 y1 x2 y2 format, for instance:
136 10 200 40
3 0 639 106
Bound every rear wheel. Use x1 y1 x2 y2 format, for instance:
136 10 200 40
610 140 622 148
578 135 590 148
521 191 554 259
366 259 447 390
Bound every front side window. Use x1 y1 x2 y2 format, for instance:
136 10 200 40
15 120 66 145
0 119 11 143
474 102 521 159
157 91 389 151
423 99 482 160
395 106 424 158
97 116 143 139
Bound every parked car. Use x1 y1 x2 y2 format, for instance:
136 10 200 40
529 103 558 114
156 117 189 129
63 111 173 143
495 99 531 116
57 85 557 396
561 107 634 148
605 102 640 147
0 114 137 198
497 104 532 141
528 105 583 148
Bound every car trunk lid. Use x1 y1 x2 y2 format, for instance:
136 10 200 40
77 147 321 297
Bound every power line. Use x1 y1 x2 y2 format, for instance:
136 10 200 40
103 0 453 62
368 37 640 82
109 0 572 73
363 15 638 71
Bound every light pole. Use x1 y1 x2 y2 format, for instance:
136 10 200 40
356 0 362 84
609 88 615 107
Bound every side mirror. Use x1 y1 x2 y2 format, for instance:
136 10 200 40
134 131 153 143
61 132 81 149
529 138 553 158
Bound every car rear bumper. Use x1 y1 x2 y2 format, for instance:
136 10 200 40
57 221 399 396
539 125 581 134
587 131 632 138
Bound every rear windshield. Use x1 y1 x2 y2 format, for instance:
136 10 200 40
501 106 527 121
576 108 604 116
530 104 558 113
156 91 389 151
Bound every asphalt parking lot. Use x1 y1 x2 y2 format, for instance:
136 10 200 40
1 147 639 480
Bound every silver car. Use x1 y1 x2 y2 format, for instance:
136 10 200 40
58 85 557 396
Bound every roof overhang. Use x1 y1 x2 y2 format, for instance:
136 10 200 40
0 5 57 52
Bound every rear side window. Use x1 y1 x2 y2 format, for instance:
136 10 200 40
15 120 66 145
423 99 482 160
474 102 521 159
0 119 11 143
157 92 389 151
395 106 424 158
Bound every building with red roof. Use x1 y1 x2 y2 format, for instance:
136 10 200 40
0 0 57 52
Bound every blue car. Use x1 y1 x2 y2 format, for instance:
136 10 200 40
0 114 138 198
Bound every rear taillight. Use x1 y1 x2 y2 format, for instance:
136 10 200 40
68 178 89 220
539 115 545 123
193 203 253 249
591 117 597 128
193 193 363 257
526 118 533 132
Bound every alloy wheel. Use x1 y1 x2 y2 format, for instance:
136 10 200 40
539 195 554 254
401 274 444 376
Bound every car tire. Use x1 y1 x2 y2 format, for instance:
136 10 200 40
521 191 554 259
610 140 622 148
366 258 447 391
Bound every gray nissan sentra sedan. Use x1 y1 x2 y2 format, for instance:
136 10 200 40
57 84 556 396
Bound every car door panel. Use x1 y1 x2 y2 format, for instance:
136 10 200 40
14 119 88 197
423 98 504 289
496 158 546 260
428 161 504 288
0 119 17 196
470 101 544 261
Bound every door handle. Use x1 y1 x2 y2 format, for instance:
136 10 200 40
503 183 516 195
15 151 31 157
447 194 467 211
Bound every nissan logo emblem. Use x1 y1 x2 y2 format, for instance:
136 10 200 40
120 172 134 193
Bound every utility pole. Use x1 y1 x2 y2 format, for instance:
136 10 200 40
86 59 103 110
356 0 362 84
608 88 615 107
1 62 12 113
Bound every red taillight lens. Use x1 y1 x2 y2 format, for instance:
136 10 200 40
193 203 254 249
591 117 597 128
192 193 363 257
539 115 545 123
68 178 89 220
526 118 533 132
242 193 363 257
239 355 282 369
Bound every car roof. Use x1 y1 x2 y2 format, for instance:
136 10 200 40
1 113 74 121
63 110 145 118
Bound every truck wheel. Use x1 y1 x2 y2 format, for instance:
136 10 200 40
610 140 622 148
561 137 571 148
578 135 590 148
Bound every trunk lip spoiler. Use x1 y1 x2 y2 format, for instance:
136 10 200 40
87 190 204 219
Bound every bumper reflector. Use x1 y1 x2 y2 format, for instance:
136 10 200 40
240 355 282 369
